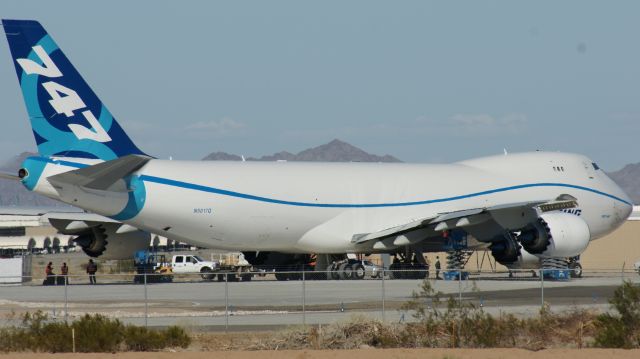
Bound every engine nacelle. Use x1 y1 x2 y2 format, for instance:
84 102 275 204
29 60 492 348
74 225 151 260
504 249 541 270
519 212 591 259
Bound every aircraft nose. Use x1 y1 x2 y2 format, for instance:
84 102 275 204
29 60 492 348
621 201 633 220
613 192 633 223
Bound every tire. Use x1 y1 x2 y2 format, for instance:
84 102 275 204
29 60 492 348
389 263 400 279
200 267 214 281
309 271 325 280
569 262 583 278
241 273 252 282
330 263 341 280
339 263 353 280
275 272 288 281
393 263 406 279
414 264 428 279
353 264 365 280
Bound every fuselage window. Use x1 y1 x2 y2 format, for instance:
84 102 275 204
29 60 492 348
592 162 600 170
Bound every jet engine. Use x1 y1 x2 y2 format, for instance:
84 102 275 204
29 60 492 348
73 226 150 259
503 248 541 270
518 212 591 258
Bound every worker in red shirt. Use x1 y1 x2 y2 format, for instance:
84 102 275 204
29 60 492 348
60 262 69 285
44 262 54 285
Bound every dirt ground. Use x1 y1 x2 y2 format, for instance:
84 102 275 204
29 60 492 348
2 349 640 359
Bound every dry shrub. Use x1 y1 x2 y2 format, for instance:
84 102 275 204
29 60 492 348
0 311 190 353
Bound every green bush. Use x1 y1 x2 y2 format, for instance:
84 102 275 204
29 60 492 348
594 281 640 348
123 326 166 351
0 311 191 353
162 325 191 348
72 314 125 352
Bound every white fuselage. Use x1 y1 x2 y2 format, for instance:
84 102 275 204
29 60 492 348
27 151 633 253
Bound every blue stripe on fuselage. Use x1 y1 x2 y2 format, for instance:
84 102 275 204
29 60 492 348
33 157 633 208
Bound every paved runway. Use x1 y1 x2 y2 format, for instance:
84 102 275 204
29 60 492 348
1 273 637 329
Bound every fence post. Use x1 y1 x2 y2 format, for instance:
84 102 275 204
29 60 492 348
225 272 229 332
458 271 462 306
144 272 148 328
621 262 625 299
302 269 306 327
64 274 68 323
381 268 386 322
540 269 544 309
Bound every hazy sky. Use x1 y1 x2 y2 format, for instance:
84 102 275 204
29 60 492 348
0 1 638 170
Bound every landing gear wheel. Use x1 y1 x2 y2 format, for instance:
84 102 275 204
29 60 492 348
389 262 401 279
329 263 341 280
414 264 428 279
339 263 353 280
569 262 583 278
289 267 302 281
353 264 365 280
275 271 288 281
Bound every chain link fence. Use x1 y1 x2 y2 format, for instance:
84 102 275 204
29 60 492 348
1 268 638 330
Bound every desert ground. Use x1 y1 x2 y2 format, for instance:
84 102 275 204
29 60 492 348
2 349 640 359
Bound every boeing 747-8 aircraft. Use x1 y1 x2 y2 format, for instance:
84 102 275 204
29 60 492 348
1 20 633 275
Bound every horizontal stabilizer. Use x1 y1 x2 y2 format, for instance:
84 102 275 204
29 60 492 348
47 154 150 191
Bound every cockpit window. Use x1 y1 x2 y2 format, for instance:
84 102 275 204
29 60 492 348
592 162 600 171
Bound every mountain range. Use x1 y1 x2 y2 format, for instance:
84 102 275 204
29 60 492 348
0 142 637 206
607 163 640 205
202 139 401 163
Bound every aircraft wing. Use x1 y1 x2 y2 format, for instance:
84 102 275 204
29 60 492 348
353 196 578 249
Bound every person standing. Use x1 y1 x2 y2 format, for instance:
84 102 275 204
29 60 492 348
44 261 55 285
87 259 97 284
435 256 441 280
60 262 69 285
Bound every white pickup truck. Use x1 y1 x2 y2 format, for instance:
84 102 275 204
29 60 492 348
171 254 219 280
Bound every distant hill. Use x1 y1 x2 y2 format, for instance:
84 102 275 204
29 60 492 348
202 139 402 163
201 152 243 161
608 163 640 205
